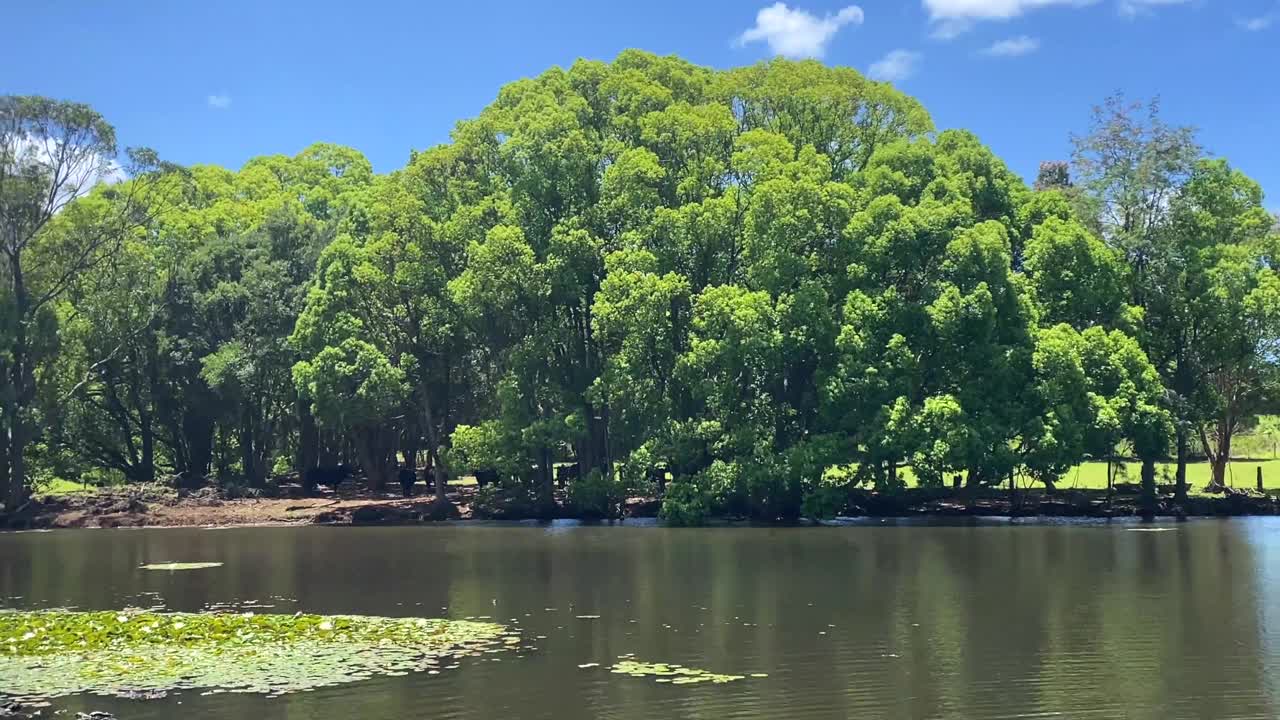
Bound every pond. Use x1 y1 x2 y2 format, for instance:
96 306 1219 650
3 519 1279 719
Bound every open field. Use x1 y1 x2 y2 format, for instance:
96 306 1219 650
1056 460 1280 491
892 460 1280 492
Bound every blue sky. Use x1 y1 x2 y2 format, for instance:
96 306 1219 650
7 1 1279 205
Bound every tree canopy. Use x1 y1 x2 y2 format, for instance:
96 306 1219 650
2 53 1275 522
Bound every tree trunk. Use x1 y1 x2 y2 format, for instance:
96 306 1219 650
297 398 318 474
402 434 418 474
0 420 10 509
215 425 231 479
1140 457 1157 521
1211 454 1229 490
140 416 156 484
7 422 28 507
539 445 555 513
1201 416 1235 491
7 251 33 510
139 331 159 484
419 382 453 509
357 431 387 492
1174 430 1188 502
429 447 448 504
7 417 29 510
579 402 611 478
1213 422 1232 489
183 403 215 479
240 417 256 487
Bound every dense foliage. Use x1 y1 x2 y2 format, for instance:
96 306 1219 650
3 53 1277 520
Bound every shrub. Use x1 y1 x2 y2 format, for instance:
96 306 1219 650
470 484 536 520
703 459 746 515
802 481 849 521
567 470 625 519
660 479 712 526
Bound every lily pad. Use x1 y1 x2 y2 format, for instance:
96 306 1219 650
0 610 510 700
608 659 747 685
140 562 224 571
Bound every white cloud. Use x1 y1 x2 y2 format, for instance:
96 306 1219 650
737 3 864 58
1118 0 1192 17
1237 12 1275 31
923 0 1188 35
207 94 232 110
5 136 127 215
982 35 1041 55
868 50 922 83
924 0 1095 23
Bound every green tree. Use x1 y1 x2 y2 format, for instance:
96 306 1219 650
1069 94 1207 500
292 338 406 490
1171 161 1280 488
1 96 168 507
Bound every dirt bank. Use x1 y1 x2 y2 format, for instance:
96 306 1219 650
2 484 1277 530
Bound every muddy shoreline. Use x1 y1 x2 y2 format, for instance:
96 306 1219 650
3 484 1278 531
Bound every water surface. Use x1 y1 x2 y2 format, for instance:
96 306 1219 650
2 519 1279 719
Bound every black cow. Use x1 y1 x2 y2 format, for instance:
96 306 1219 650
303 464 351 495
554 464 579 488
399 467 417 497
474 468 499 489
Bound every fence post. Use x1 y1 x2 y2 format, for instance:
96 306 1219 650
1258 466 1264 492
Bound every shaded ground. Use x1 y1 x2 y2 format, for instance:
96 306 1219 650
2 483 483 529
3 479 1278 530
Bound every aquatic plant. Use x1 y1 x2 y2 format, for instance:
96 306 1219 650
139 562 223 571
0 610 512 699
608 659 751 685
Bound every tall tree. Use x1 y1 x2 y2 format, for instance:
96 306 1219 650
1070 94 1201 500
0 96 166 507
1169 160 1279 489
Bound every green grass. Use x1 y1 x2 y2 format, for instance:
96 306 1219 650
893 460 1280 492
35 477 103 496
1058 460 1280 491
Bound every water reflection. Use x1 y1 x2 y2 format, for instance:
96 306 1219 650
1 520 1277 719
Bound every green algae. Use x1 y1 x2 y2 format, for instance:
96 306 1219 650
609 659 747 685
0 610 511 700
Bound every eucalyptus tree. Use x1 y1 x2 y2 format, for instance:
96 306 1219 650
1069 94 1201 499
0 96 170 506
1073 97 1279 497
44 144 368 490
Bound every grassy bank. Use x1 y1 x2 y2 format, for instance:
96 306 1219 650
891 460 1280 492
